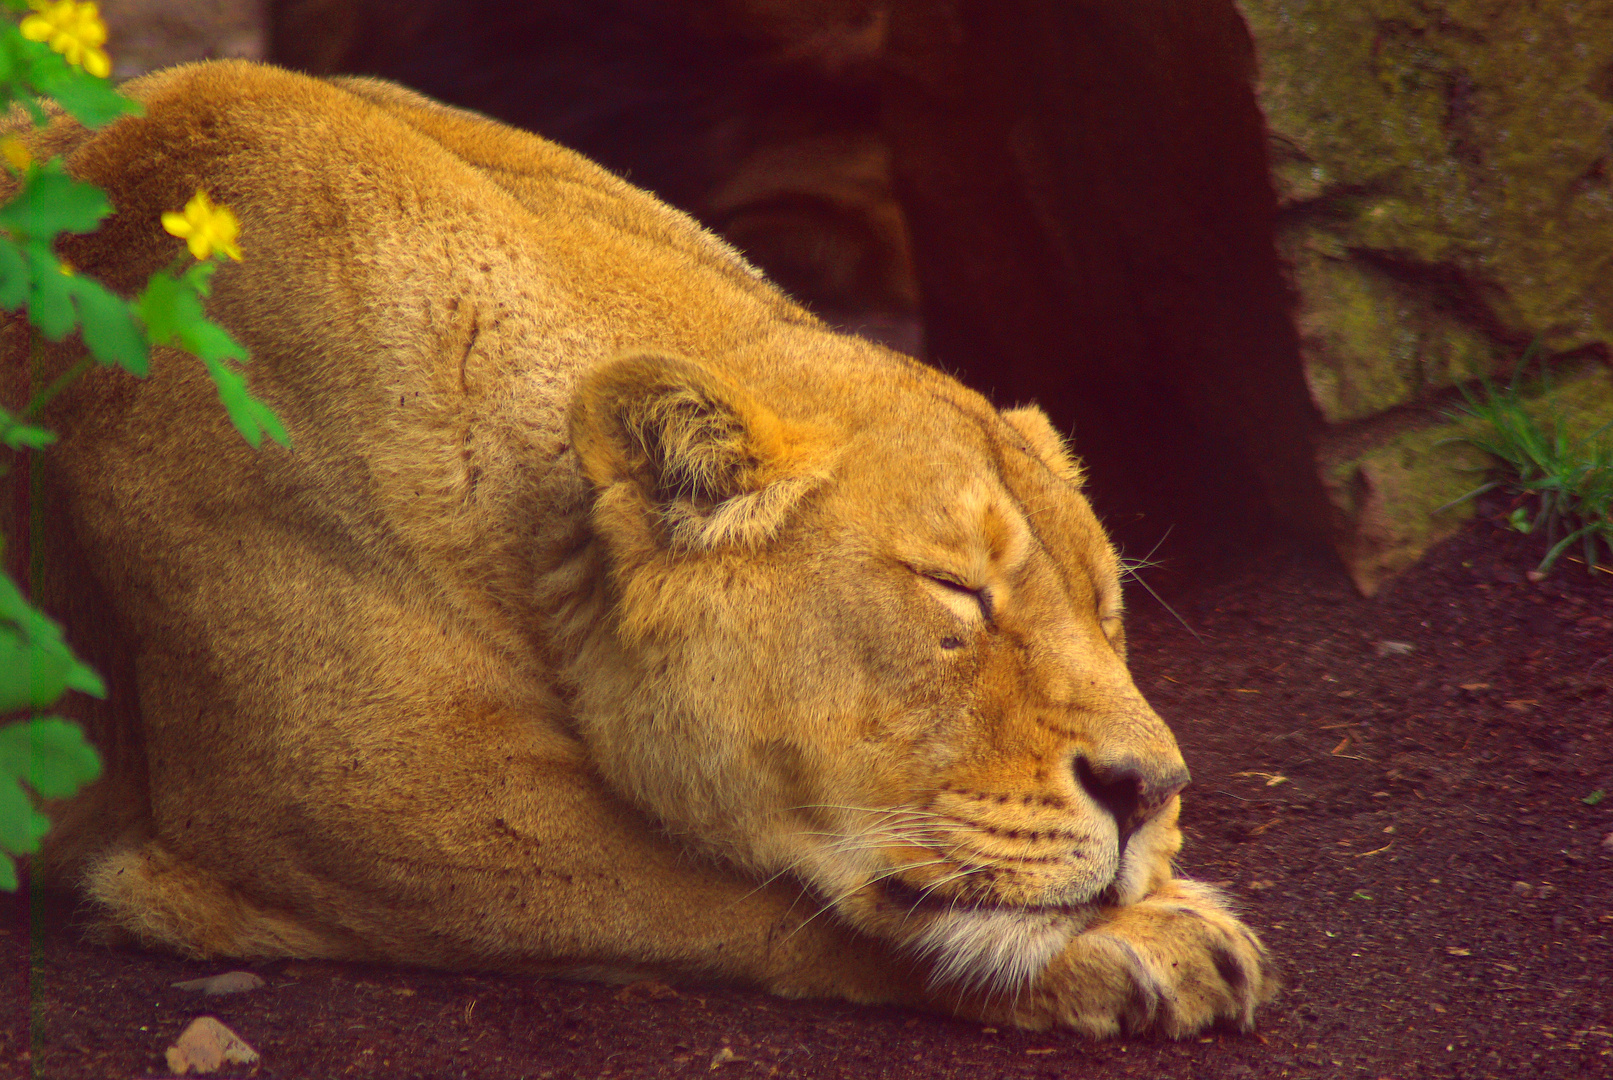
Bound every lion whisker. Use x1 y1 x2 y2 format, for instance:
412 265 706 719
774 856 959 948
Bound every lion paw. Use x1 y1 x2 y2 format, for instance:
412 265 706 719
1020 879 1274 1038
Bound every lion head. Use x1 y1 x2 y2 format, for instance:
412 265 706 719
560 336 1190 994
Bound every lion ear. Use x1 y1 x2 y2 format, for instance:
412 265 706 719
1001 405 1084 487
569 352 834 550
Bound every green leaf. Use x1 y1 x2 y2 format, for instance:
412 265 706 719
203 356 289 449
23 241 76 340
12 93 47 128
251 396 290 449
0 852 16 892
136 272 286 447
0 573 29 625
0 770 49 855
180 317 248 364
0 163 111 240
0 717 101 800
0 629 73 711
134 270 202 348
61 657 102 696
1585 789 1606 806
34 67 140 129
136 269 247 361
70 274 148 374
0 234 26 309
0 407 55 450
182 259 217 298
0 571 104 705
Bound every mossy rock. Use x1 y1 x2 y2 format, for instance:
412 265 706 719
1288 234 1497 422
1238 0 1613 415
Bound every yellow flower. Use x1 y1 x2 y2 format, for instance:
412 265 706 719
20 1 112 80
0 137 31 173
161 189 243 262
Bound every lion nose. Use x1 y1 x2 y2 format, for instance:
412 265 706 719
1074 754 1190 840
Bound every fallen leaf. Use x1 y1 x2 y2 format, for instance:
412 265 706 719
709 1047 739 1069
1458 682 1490 691
171 972 265 996
165 1016 259 1075
1446 947 1471 956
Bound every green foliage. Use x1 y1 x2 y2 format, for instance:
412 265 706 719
0 573 103 709
1446 361 1613 577
0 406 52 449
0 7 290 888
0 717 99 889
136 263 287 447
0 571 102 890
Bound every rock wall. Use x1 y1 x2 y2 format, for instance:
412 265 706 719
1235 0 1613 591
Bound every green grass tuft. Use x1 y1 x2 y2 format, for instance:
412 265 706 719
1442 358 1613 578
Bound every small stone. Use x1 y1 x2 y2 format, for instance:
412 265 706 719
1601 831 1613 852
171 971 265 995
165 1016 259 1075
1375 639 1415 657
1512 881 1534 896
709 1046 739 1069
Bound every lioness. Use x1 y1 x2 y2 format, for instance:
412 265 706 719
8 61 1270 1036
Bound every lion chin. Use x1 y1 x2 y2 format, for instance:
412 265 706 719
6 59 1273 1038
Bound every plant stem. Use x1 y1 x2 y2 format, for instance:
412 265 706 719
22 353 94 420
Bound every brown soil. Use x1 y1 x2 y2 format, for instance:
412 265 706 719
5 508 1611 1080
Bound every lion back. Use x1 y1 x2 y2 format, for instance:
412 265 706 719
8 60 816 886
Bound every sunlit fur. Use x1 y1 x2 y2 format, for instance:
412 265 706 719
6 60 1271 1037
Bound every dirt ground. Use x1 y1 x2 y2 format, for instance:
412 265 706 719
3 504 1610 1080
